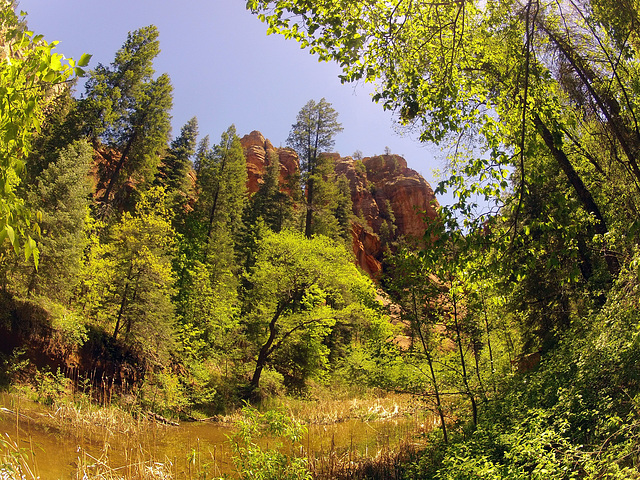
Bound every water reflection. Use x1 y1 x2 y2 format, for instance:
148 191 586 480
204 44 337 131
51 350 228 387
0 393 427 478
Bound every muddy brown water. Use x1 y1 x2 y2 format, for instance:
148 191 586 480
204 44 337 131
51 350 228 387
0 393 432 479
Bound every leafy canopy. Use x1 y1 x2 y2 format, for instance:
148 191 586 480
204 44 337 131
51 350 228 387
0 3 89 264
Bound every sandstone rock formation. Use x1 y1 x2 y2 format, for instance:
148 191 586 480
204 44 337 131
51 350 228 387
336 154 439 278
240 131 299 194
240 131 439 278
336 154 438 240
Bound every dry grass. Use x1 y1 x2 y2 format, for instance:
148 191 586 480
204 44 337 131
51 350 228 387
1 389 430 479
264 387 420 425
73 449 176 480
308 439 424 480
0 432 40 480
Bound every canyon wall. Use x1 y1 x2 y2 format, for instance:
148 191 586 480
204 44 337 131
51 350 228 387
240 131 439 278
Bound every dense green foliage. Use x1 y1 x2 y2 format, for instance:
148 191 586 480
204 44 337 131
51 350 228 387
287 98 345 238
3 0 640 477
0 3 88 265
0 4 386 423
247 0 640 476
229 404 312 480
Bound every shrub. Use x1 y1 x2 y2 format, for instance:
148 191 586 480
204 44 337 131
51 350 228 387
229 404 311 480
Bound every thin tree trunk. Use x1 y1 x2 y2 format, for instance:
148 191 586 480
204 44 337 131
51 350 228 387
101 132 137 204
304 176 314 238
412 288 448 443
533 113 620 275
250 301 288 391
481 296 497 395
451 291 477 427
113 263 134 340
541 25 640 185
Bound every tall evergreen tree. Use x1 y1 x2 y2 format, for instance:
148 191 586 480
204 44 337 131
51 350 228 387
287 98 343 237
193 135 210 176
196 126 247 246
80 26 173 209
155 116 198 196
193 125 247 283
247 151 293 233
25 141 93 302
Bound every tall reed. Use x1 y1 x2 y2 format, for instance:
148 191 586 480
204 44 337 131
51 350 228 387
308 439 423 480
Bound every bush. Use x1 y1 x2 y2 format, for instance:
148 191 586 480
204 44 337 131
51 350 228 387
34 367 69 406
229 404 311 480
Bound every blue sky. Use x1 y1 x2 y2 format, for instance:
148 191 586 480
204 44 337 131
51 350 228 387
18 0 447 202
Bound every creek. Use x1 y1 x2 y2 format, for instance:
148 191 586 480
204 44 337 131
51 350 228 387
0 393 431 478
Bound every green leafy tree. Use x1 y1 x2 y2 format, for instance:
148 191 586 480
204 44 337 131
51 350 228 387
286 98 343 238
248 0 639 273
0 4 88 264
243 229 375 394
79 187 177 366
248 0 640 367
176 258 239 360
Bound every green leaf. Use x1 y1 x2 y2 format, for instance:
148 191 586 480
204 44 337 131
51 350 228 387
24 235 33 260
49 54 62 71
4 122 18 142
77 53 92 67
5 225 15 245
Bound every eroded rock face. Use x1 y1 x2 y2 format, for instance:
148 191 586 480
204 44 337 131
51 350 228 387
240 131 438 278
336 154 439 277
240 131 299 194
351 222 383 278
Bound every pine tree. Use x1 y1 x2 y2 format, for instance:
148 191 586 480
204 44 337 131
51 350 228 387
248 151 293 233
155 116 198 196
80 26 173 210
195 125 247 267
25 141 93 302
287 98 343 237
193 135 210 176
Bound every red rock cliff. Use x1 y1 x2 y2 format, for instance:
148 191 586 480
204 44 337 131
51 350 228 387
240 131 299 193
335 154 439 278
240 131 439 278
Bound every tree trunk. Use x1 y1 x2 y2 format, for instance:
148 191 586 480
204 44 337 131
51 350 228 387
451 291 477 427
533 113 620 275
113 263 134 340
412 288 448 443
249 301 287 392
101 131 137 205
304 176 315 238
481 296 497 395
541 25 640 186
